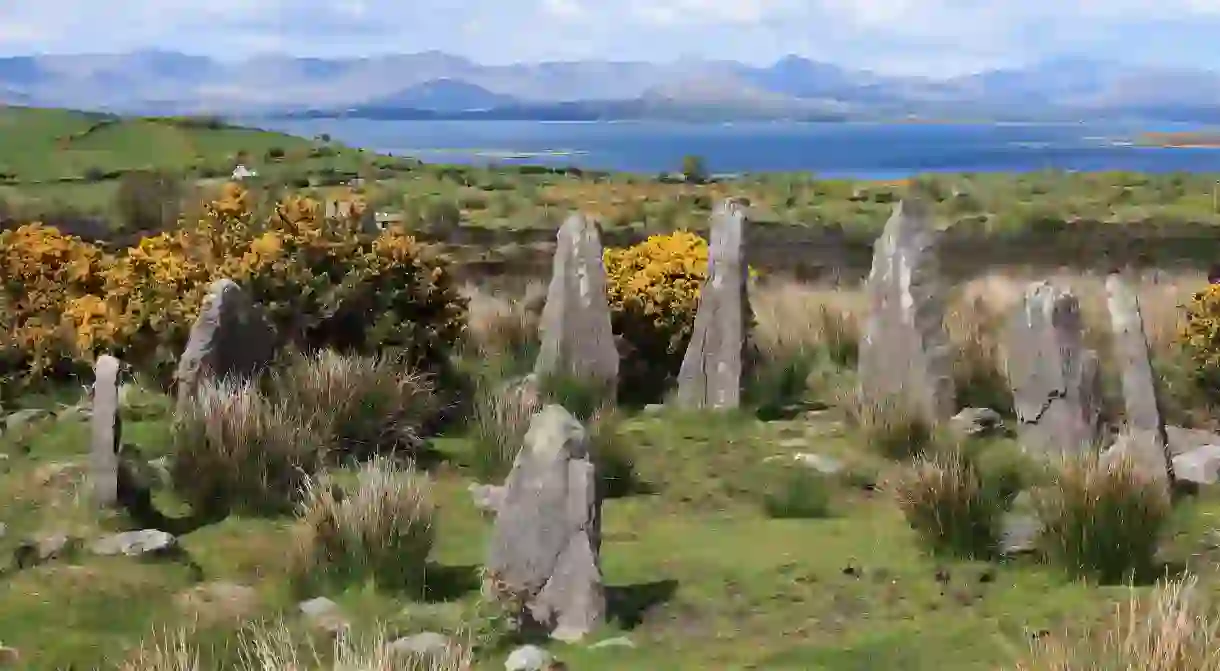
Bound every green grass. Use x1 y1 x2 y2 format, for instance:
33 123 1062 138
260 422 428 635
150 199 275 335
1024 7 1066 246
5 387 1219 670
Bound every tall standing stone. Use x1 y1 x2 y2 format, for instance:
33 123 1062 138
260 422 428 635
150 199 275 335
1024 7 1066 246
675 200 751 410
533 213 619 387
1006 282 1103 457
1105 274 1174 483
487 405 604 642
174 279 275 411
857 196 955 423
90 355 122 507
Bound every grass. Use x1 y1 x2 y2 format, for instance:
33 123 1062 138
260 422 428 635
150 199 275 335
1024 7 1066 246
4 271 1220 670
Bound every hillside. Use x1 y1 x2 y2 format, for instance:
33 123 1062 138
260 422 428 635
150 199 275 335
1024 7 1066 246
0 106 375 184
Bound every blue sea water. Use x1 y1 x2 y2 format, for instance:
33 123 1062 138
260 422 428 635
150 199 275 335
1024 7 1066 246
253 119 1220 178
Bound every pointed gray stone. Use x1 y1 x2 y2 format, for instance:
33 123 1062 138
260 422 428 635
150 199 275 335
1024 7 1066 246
174 279 275 411
504 645 553 671
1005 282 1103 457
1173 445 1220 485
1105 274 1174 484
487 405 604 642
858 197 955 423
534 213 618 387
89 529 177 557
676 200 751 410
90 355 122 507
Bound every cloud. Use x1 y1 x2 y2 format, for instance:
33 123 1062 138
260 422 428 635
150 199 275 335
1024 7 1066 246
2 1 1220 75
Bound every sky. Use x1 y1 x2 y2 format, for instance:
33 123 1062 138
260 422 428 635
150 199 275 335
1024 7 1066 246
3 1 1220 76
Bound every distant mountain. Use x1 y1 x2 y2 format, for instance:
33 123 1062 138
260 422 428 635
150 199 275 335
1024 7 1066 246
370 79 520 111
3 50 1220 122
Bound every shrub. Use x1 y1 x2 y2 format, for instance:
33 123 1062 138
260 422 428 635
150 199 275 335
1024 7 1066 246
757 461 832 519
603 231 708 399
467 376 541 482
292 456 436 593
1015 574 1220 671
893 449 1005 558
586 405 638 499
114 170 184 232
1180 283 1220 400
0 223 109 384
852 395 936 461
171 379 325 516
1032 453 1172 583
272 350 439 463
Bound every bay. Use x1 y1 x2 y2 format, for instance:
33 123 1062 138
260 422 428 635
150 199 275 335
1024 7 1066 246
253 119 1220 178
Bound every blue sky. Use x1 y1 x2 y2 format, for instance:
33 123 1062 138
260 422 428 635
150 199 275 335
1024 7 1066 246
3 1 1220 76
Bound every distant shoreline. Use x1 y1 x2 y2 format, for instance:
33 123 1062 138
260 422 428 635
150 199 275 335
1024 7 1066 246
1138 131 1220 149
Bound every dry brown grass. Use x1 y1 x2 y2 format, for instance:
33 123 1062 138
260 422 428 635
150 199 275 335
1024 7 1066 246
893 448 1005 559
292 456 436 593
1015 574 1220 671
751 280 862 367
461 280 543 363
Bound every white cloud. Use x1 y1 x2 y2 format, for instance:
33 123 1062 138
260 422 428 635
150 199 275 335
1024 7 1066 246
2 1 1220 75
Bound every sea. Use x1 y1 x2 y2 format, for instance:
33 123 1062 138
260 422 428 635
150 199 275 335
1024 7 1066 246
252 119 1220 178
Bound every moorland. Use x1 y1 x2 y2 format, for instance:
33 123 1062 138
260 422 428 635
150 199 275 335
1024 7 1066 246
5 107 1220 671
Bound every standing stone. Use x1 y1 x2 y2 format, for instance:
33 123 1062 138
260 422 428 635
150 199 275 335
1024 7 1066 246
487 405 604 642
90 355 122 507
174 279 275 411
1006 282 1103 457
857 196 955 423
534 213 618 387
675 200 751 410
1105 274 1174 483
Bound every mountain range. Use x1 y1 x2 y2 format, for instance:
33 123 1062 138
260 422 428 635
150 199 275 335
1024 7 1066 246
4 50 1220 122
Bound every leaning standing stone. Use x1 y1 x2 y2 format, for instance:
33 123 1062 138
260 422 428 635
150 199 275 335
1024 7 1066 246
675 200 751 410
1105 274 1174 484
487 405 604 642
90 355 122 507
174 279 275 411
857 196 955 423
533 213 619 387
1006 282 1103 457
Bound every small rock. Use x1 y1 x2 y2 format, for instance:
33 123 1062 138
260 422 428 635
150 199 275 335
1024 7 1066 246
1000 513 1040 556
299 597 349 636
390 632 452 658
505 645 554 671
90 529 177 557
778 438 807 449
146 457 174 490
589 636 635 649
950 407 1005 437
0 523 6 539
793 453 844 475
470 483 505 514
36 533 74 560
3 408 49 434
1173 444 1220 485
0 645 18 666
643 404 665 415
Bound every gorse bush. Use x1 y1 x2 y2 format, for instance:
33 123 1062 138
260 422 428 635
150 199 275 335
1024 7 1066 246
1032 453 1172 584
0 223 109 383
1180 283 1220 400
171 379 325 516
4 184 468 391
292 456 436 594
604 231 708 399
272 351 439 463
1015 574 1220 671
893 450 1005 559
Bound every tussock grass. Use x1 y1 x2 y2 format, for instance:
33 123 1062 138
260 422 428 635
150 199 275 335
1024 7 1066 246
850 394 937 461
752 280 861 368
1032 452 1172 584
1015 574 1220 671
757 461 832 519
292 456 436 593
171 379 324 516
467 374 541 483
461 281 543 367
893 449 1005 559
272 350 438 463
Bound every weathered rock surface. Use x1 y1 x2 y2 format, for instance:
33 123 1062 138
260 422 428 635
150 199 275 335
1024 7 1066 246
470 483 506 514
1104 274 1174 484
89 529 177 557
1006 282 1103 457
90 355 122 507
504 645 554 671
390 632 453 659
950 407 1005 438
858 197 955 423
676 200 752 410
299 596 349 636
174 279 275 410
534 213 619 387
487 405 604 642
